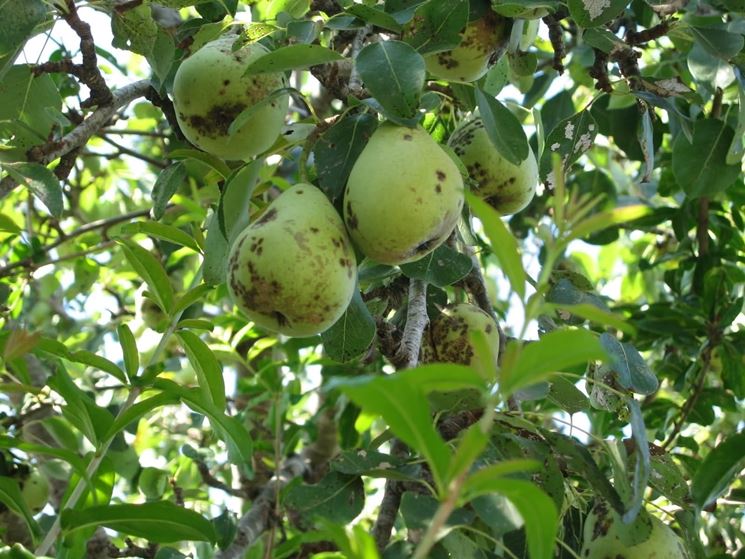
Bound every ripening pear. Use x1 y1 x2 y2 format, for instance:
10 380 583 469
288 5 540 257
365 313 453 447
425 12 510 83
581 502 690 559
172 37 289 160
421 303 500 371
343 124 464 265
448 116 538 215
227 184 356 337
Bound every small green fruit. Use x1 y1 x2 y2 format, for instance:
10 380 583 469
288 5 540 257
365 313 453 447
421 303 500 371
344 124 464 265
172 37 289 160
425 13 510 83
228 184 356 337
581 502 690 559
20 470 49 513
448 116 538 215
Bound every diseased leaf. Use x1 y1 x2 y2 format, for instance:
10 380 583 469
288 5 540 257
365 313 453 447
600 333 659 395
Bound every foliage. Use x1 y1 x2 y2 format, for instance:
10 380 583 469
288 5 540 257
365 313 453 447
0 0 744 558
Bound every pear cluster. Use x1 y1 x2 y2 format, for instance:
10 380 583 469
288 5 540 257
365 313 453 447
172 36 289 160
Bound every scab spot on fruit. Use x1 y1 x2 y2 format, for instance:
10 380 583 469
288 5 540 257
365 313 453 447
403 134 413 141
436 170 446 181
345 202 358 230
415 236 438 254
272 311 289 328
255 207 278 225
310 227 320 234
435 184 442 194
296 189 304 194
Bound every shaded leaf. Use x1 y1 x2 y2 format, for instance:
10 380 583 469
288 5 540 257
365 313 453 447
321 290 376 363
475 88 529 166
151 162 186 220
599 333 659 395
284 472 364 524
176 331 226 410
691 431 745 508
244 44 344 74
400 244 472 287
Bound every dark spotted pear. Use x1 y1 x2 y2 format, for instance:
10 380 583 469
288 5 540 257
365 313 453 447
172 37 288 160
343 124 464 265
448 116 538 215
227 185 356 337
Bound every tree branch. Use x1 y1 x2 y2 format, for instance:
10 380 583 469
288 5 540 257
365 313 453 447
392 279 428 369
0 80 151 201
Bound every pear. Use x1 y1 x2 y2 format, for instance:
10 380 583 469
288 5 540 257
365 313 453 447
343 124 464 265
421 303 500 411
581 502 690 559
227 184 356 337
425 12 510 83
172 37 289 160
421 303 500 371
448 116 538 215
20 470 49 513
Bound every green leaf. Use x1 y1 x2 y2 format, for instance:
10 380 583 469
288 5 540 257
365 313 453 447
151 162 187 220
0 213 21 234
61 501 217 544
103 392 180 441
403 0 469 55
0 67 62 162
400 244 472 287
119 240 175 313
672 119 740 198
71 350 127 384
244 44 344 74
624 399 650 523
568 0 627 27
111 4 158 56
545 302 635 335
117 324 139 380
284 472 365 524
168 149 231 178
173 284 213 315
599 333 659 395
467 193 526 300
154 379 253 470
468 478 557 559
321 290 376 363
176 331 226 410
690 26 744 60
691 431 745 508
313 112 378 202
0 0 50 77
218 159 263 244
583 28 625 53
228 87 291 136
474 89 529 166
547 376 589 414
355 40 425 119
4 162 62 218
397 363 487 394
346 4 403 32
203 210 228 286
0 476 41 542
119 221 202 253
568 204 651 242
502 329 606 397
330 373 451 495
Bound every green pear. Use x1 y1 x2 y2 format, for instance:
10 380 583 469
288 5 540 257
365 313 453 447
20 470 49 513
581 502 690 559
425 13 510 83
343 124 464 265
421 303 500 371
448 116 538 215
172 37 288 160
228 184 356 337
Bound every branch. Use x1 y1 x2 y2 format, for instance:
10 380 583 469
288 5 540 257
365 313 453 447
392 279 429 369
371 439 409 551
0 80 151 201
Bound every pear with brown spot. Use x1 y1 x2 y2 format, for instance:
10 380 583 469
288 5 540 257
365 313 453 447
227 184 356 337
343 124 464 265
448 116 538 215
581 502 690 559
424 12 510 83
421 303 500 410
173 36 289 160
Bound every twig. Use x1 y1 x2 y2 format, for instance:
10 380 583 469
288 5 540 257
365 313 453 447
589 48 612 93
0 79 150 201
98 134 168 168
625 20 671 45
195 459 247 498
60 0 113 108
542 13 566 74
144 86 186 141
392 279 429 368
347 25 371 98
372 439 409 551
